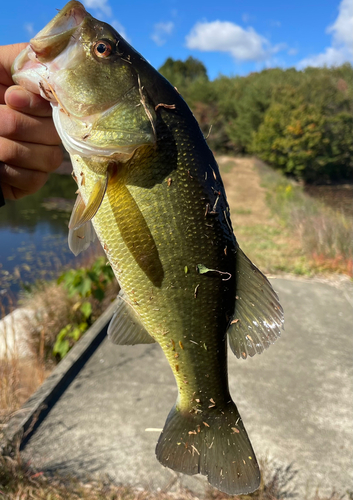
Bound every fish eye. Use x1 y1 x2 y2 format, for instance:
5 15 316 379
93 40 113 58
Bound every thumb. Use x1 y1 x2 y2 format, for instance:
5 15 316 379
5 85 53 118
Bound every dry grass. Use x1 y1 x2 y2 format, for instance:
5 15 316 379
219 156 353 277
255 158 353 276
0 300 50 450
0 279 82 423
21 273 118 363
21 282 79 364
0 451 351 500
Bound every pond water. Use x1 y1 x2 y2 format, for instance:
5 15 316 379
304 184 353 218
0 170 99 312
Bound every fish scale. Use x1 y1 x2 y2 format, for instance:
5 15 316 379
81 113 235 406
12 1 284 493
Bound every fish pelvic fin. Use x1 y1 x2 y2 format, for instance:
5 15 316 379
68 175 108 232
227 247 284 359
156 400 260 495
108 290 156 345
68 193 96 256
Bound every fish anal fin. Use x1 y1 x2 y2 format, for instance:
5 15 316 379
227 247 284 359
108 290 156 345
156 400 260 495
69 175 108 231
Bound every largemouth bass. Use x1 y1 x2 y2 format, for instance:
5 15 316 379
13 2 283 494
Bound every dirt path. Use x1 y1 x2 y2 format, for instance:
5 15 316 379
217 156 305 275
217 156 271 229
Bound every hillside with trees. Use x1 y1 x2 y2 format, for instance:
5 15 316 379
159 57 353 184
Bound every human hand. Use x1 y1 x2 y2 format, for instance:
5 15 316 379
0 43 63 201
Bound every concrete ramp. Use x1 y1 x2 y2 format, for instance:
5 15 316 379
4 278 353 497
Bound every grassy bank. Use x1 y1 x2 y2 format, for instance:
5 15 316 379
219 156 353 277
257 159 353 275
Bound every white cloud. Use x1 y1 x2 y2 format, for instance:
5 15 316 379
185 20 281 62
298 0 353 68
83 0 112 17
24 23 35 37
151 22 174 46
298 46 350 68
327 0 353 49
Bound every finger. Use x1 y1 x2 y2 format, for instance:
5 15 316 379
5 85 53 118
0 105 61 145
0 137 63 173
0 83 7 104
0 43 28 87
0 162 49 200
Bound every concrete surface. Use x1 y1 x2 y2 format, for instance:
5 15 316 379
3 300 117 448
18 278 353 497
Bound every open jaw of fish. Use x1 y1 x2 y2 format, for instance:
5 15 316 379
12 2 284 495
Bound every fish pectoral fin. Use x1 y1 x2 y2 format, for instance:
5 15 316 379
156 401 260 495
108 290 156 345
68 175 108 231
68 194 96 256
227 247 284 359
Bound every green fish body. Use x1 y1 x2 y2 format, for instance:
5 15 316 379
13 2 283 494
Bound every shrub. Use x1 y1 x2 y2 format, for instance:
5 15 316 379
252 82 353 183
22 258 118 364
158 57 353 183
54 257 116 359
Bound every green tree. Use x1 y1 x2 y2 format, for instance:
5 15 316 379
157 56 353 182
252 84 353 183
159 57 208 83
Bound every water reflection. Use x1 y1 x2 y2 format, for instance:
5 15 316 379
0 173 75 232
0 172 94 309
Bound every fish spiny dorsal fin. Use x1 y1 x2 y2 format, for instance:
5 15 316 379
68 193 96 256
227 247 284 359
156 400 260 495
68 174 108 231
108 290 156 345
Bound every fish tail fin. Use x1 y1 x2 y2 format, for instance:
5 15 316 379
156 400 260 495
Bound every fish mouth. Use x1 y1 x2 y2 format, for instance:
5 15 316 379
12 1 88 99
30 1 87 62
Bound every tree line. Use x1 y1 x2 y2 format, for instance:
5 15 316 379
159 57 353 184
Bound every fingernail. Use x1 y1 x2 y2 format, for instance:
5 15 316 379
6 87 31 109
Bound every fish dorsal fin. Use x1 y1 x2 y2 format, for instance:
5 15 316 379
108 290 156 345
68 175 108 231
68 193 96 256
227 247 284 359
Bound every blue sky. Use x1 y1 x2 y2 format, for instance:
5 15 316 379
0 0 352 79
